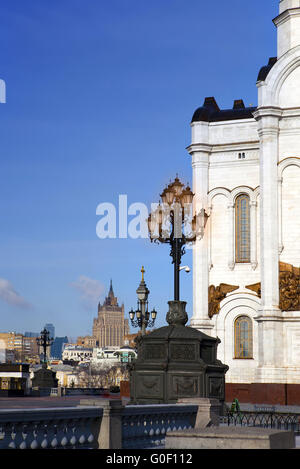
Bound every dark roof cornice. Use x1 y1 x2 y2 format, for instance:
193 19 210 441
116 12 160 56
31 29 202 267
191 97 256 123
257 57 277 82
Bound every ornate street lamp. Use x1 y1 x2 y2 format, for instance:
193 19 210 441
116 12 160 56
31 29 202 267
129 266 157 336
127 177 229 406
148 176 208 301
37 328 54 364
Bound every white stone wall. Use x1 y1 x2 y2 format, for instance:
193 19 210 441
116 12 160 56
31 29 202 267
214 294 260 383
189 0 300 384
280 165 300 265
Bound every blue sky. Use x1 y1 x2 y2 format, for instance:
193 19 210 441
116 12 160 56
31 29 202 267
0 0 278 337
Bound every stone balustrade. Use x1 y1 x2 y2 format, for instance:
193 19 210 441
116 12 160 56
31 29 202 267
2 399 296 449
122 404 198 449
0 406 103 449
0 400 199 450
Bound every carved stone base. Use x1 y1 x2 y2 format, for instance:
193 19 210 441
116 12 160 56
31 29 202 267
129 302 228 405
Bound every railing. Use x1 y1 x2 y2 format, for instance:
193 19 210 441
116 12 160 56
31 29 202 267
0 406 103 449
220 410 300 435
122 404 198 449
2 401 299 450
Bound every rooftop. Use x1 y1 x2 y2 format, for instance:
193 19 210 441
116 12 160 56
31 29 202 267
191 97 256 123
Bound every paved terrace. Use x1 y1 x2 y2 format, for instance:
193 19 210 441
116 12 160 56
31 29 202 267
0 394 123 409
2 397 300 412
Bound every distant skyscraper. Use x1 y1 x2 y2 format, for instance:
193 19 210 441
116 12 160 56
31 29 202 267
44 323 55 340
24 332 39 338
92 280 129 347
51 336 68 359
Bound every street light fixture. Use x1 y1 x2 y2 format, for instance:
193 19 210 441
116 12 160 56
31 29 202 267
129 266 157 335
37 328 54 364
127 177 229 406
148 175 208 301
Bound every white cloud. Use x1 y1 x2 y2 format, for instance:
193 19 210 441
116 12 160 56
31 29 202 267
71 275 104 309
0 278 32 309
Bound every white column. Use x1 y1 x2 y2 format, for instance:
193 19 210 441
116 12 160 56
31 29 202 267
253 107 284 377
274 0 300 59
254 108 282 313
188 144 213 334
278 177 284 254
208 203 213 271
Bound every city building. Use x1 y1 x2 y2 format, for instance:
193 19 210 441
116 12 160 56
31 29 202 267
51 336 68 360
0 364 31 396
22 336 40 362
0 332 39 363
44 323 55 340
124 331 152 349
189 0 300 402
91 346 137 366
62 344 93 363
92 281 129 347
77 336 98 348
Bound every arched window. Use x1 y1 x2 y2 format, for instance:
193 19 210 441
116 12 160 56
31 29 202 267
235 194 250 263
234 315 253 359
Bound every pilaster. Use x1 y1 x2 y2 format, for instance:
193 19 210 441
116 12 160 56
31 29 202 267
253 107 282 315
188 144 213 333
253 107 284 376
274 0 300 59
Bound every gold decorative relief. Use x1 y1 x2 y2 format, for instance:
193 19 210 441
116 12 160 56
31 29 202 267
245 282 261 298
245 262 300 312
279 262 300 311
208 284 239 318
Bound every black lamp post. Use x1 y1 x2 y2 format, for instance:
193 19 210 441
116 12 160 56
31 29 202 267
37 328 54 364
147 176 208 302
128 177 230 406
129 266 157 336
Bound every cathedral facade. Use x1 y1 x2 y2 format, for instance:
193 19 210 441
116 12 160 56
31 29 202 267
92 281 129 348
189 0 300 403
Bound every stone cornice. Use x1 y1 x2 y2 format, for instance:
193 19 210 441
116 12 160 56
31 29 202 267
187 141 259 155
211 142 259 153
186 143 212 154
273 7 300 27
253 106 283 120
281 107 300 117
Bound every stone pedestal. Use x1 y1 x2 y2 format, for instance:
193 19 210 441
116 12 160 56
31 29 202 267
31 363 58 395
177 397 221 427
79 399 123 449
129 301 228 405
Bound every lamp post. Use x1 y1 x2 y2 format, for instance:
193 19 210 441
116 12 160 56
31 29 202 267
129 266 157 336
147 176 208 302
127 177 229 406
37 328 54 364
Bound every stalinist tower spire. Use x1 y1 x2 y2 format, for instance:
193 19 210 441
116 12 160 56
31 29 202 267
274 0 300 58
92 280 129 347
